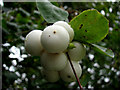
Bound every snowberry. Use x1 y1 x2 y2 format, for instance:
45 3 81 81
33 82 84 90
40 51 68 71
68 41 86 61
54 21 74 42
41 68 60 82
25 30 43 56
41 25 70 53
59 61 82 82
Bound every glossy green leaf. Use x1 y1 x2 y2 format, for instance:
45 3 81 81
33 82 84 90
69 9 109 43
91 44 114 58
36 0 68 23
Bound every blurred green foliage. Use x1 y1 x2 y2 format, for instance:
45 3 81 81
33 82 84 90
2 2 120 90
37 1 68 23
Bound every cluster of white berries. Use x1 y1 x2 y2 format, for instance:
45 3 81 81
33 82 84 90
25 21 86 82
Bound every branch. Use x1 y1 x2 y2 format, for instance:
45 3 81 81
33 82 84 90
66 52 83 90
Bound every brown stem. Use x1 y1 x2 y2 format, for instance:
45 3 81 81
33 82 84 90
66 52 83 90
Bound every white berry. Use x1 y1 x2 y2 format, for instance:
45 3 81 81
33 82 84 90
41 25 70 53
40 51 68 71
54 21 74 42
41 68 60 82
25 30 43 56
59 61 82 82
68 41 86 61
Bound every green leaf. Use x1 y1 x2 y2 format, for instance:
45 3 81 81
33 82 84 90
91 44 114 58
36 0 68 23
80 73 91 87
4 71 18 82
69 9 109 43
16 13 30 24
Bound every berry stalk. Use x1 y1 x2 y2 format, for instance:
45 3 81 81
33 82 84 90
66 52 83 90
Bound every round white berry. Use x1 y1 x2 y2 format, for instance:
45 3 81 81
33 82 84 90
41 51 68 71
59 61 82 82
25 30 43 56
54 21 74 42
41 68 60 82
41 25 70 53
68 41 86 61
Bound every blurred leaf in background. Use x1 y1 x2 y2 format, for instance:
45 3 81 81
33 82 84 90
36 0 68 23
2 2 120 90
